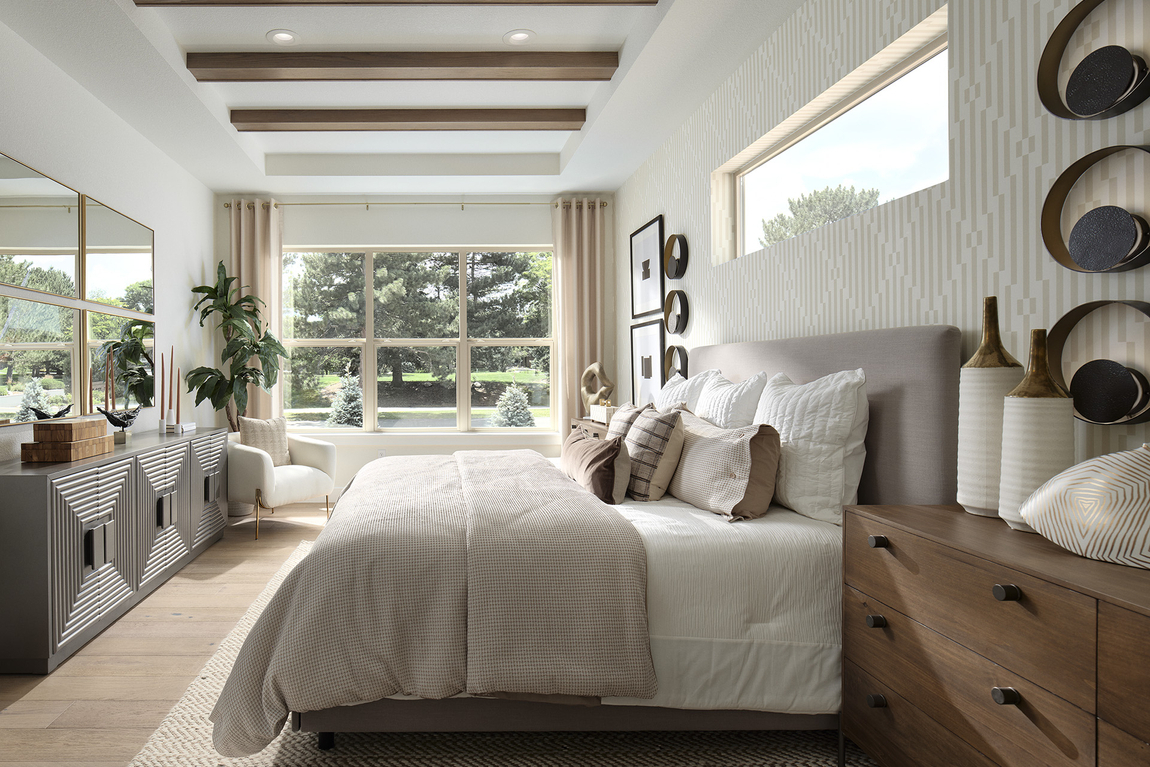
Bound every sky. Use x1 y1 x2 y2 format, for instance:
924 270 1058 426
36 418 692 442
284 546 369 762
741 51 950 254
5 252 150 300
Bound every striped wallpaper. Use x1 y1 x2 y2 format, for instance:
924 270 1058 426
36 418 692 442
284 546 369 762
613 0 1149 460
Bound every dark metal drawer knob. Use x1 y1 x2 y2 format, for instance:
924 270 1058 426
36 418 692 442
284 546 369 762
993 584 1023 602
867 535 890 548
866 694 888 708
865 614 888 628
991 687 1022 706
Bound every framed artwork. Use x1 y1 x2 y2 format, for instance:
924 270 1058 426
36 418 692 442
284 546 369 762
630 318 666 406
630 214 665 318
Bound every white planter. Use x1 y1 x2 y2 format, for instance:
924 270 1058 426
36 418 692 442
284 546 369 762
228 500 255 517
957 367 1024 516
998 397 1075 532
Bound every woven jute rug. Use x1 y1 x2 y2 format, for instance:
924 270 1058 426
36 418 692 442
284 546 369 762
130 540 876 766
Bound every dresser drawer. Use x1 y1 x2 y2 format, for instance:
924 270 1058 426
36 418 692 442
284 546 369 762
844 512 1096 710
1098 720 1150 767
844 660 998 767
1098 602 1150 744
844 585 1096 767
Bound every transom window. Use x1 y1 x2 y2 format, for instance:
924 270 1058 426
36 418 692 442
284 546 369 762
280 249 554 431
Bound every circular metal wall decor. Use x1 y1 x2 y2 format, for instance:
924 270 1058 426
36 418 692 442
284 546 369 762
664 235 688 279
663 290 689 334
664 345 688 380
1048 300 1150 425
1038 0 1150 120
1040 145 1150 273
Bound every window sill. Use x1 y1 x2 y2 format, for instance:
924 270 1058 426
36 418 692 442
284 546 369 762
285 430 562 448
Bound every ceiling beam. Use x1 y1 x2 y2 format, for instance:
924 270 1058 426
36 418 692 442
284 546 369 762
139 1 655 6
188 51 618 82
230 108 586 131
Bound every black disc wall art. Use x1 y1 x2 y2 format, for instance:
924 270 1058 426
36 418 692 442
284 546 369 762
664 346 688 380
664 235 688 279
1048 300 1150 425
1038 1 1150 120
663 290 689 334
1041 145 1150 273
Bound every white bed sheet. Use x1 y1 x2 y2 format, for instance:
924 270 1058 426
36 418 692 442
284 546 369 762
605 495 843 714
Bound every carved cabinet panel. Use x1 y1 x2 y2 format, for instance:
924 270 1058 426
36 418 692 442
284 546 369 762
136 443 191 590
189 431 228 548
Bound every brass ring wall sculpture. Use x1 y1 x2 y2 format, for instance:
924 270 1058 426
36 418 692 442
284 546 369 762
664 346 688 380
663 290 689 334
1048 300 1150 425
664 235 688 279
1037 0 1150 119
1040 145 1150 273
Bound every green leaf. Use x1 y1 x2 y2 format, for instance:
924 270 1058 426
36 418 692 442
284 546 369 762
231 377 249 417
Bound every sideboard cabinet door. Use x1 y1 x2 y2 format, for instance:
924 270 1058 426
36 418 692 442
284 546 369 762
136 443 191 590
189 431 228 548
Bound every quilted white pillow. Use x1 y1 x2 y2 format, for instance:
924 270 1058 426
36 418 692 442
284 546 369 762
695 372 769 428
654 369 720 412
753 369 868 525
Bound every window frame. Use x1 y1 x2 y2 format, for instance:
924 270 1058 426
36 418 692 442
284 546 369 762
279 246 556 434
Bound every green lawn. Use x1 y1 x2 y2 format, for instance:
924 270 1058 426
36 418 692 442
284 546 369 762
310 371 548 386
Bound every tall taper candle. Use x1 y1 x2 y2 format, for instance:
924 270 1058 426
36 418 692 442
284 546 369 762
159 352 165 414
169 346 175 409
176 366 181 423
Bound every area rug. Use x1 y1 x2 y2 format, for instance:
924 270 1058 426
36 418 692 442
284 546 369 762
130 540 876 766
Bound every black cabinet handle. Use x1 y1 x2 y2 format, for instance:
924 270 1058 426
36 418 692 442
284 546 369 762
866 694 888 708
868 534 890 548
865 614 888 628
991 687 1021 706
993 584 1023 602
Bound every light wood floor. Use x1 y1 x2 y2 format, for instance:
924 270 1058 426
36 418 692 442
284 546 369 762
0 503 327 766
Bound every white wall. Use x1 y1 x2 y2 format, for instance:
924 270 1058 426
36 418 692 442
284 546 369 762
0 18 218 461
614 0 1150 461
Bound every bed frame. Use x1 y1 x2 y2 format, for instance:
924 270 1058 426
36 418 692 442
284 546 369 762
292 324 962 751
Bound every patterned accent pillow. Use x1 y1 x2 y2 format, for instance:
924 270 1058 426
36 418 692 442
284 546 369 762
695 372 769 428
560 430 631 505
606 402 652 441
238 415 291 467
669 411 782 520
624 408 684 502
654 369 720 412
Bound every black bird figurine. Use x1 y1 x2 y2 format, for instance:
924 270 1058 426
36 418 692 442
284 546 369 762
31 405 73 420
97 405 142 431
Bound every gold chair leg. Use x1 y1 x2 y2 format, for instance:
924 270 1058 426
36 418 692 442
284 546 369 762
254 489 274 540
326 495 331 520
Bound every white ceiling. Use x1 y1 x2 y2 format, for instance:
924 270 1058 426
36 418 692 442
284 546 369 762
0 0 806 197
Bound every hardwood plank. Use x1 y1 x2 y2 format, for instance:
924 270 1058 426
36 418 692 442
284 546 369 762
97 620 235 639
119 606 246 622
0 679 46 701
19 676 192 702
77 636 222 657
141 0 654 5
49 700 176 730
52 655 207 678
0 762 125 767
230 108 586 132
188 51 618 82
135 592 262 609
0 728 153 761
0 701 73 729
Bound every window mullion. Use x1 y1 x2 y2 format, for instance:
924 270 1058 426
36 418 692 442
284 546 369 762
457 249 468 432
364 251 376 432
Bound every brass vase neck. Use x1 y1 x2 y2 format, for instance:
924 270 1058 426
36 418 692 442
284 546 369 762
964 296 1022 369
1007 329 1070 398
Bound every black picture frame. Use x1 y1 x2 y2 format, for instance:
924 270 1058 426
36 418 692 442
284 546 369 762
630 215 665 318
630 318 666 406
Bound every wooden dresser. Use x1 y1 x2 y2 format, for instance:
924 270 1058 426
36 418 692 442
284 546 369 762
569 418 608 440
842 504 1150 767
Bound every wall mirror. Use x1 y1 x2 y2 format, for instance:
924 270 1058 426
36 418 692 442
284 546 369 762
84 197 154 313
0 152 80 299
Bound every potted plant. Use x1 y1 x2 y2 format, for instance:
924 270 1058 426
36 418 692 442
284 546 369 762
99 318 155 408
186 261 287 431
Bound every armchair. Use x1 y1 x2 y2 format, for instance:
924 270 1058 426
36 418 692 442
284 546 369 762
228 434 337 539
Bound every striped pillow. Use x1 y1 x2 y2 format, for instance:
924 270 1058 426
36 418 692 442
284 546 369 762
624 408 684 502
606 402 652 441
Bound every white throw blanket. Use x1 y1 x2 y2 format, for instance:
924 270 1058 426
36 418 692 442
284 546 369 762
210 450 656 756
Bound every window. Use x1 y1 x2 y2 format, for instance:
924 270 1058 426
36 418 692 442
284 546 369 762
281 249 554 431
0 296 75 422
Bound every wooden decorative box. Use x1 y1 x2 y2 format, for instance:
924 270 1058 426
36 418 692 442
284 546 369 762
32 418 107 443
22 435 114 463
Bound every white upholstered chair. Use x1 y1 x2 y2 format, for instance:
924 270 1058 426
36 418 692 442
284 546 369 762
228 434 337 538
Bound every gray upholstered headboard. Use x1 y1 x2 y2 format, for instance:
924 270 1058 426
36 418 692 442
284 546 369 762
692 325 962 507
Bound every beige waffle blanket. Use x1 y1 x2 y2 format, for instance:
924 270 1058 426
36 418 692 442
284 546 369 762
210 450 655 756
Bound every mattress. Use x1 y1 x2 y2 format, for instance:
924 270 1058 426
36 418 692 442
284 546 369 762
606 495 843 714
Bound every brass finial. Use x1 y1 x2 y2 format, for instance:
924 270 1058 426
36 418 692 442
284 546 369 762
1007 329 1071 398
964 297 1022 369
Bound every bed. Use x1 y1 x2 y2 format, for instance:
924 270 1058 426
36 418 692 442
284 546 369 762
213 324 961 754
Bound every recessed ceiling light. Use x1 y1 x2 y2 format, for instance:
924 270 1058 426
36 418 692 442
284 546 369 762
503 29 536 46
267 29 300 46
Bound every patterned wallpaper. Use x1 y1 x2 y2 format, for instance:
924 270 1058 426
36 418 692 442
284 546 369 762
613 0 1149 460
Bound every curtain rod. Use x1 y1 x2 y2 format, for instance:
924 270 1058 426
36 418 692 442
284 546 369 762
223 200 608 210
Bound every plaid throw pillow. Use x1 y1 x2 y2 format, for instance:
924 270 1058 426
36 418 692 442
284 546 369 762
624 408 684 502
606 402 652 441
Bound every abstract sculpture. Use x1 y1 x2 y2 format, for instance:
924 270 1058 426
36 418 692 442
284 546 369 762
580 362 616 412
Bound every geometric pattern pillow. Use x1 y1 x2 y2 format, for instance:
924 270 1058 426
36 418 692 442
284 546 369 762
238 415 291 467
624 408 684 502
606 402 652 441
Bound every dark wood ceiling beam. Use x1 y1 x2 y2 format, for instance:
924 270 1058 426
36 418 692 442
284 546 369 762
188 51 618 82
230 108 585 131
139 1 655 6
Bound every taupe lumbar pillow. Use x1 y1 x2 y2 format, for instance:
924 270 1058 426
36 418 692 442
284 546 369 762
669 410 782 520
624 407 684 502
560 430 631 505
238 415 291 467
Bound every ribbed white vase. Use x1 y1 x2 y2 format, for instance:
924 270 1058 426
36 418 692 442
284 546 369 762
958 367 1024 515
997 329 1075 533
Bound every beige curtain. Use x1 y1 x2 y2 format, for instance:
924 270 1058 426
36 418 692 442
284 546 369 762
228 198 282 421
553 197 608 427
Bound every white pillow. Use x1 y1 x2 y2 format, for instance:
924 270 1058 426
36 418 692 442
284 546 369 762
753 369 868 525
654 369 720 413
695 372 769 428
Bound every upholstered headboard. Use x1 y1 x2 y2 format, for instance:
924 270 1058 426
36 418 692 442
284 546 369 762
692 325 962 506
